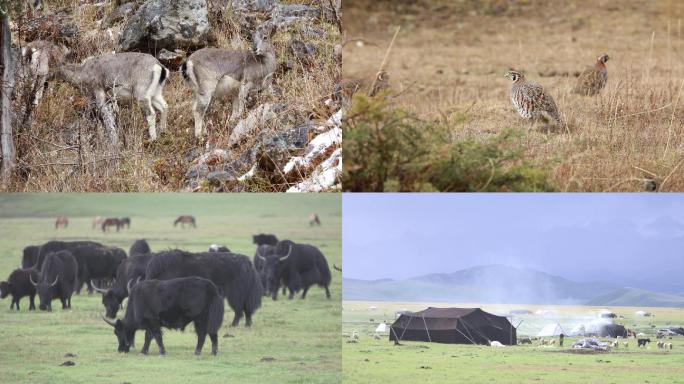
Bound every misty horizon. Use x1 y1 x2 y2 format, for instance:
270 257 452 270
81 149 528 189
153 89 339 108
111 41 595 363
343 194 684 293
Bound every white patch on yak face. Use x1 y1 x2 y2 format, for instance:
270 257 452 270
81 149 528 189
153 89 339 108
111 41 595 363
214 75 241 98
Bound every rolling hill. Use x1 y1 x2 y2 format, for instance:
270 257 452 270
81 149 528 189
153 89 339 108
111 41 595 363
343 265 684 307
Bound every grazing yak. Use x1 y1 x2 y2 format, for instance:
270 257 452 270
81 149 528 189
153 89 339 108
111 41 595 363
258 240 331 300
638 338 651 347
129 239 151 256
102 277 224 355
30 250 78 311
95 252 154 318
0 268 40 310
70 244 127 294
146 250 262 327
252 234 278 246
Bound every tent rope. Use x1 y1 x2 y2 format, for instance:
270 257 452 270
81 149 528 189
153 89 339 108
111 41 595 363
421 315 431 343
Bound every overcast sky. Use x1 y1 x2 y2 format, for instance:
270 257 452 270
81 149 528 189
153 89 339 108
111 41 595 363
343 194 684 285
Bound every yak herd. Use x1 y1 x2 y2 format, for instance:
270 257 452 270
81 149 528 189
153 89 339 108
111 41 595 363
0 234 334 356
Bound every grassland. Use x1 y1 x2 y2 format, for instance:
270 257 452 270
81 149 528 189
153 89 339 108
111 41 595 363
343 300 684 383
344 0 684 191
0 194 342 384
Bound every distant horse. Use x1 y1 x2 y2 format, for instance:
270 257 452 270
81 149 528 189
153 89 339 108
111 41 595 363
309 213 321 227
101 218 122 232
119 217 131 229
92 216 104 229
174 215 196 228
55 216 68 229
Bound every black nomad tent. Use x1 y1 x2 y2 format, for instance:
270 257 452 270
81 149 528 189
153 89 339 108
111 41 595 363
389 307 517 345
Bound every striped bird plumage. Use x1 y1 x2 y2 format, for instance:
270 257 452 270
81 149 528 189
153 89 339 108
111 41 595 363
505 71 561 126
572 54 609 96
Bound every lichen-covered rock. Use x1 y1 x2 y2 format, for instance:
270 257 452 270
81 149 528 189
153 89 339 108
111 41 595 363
228 103 291 147
230 0 276 12
119 0 210 53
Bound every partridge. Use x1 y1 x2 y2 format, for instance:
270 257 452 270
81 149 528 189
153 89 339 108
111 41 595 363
572 54 609 96
505 70 561 126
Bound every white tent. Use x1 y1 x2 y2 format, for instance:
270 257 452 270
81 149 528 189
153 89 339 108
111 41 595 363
537 323 567 337
375 323 388 333
569 324 586 336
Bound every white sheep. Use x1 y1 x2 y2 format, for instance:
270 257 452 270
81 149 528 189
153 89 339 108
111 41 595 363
489 341 505 347
623 341 628 348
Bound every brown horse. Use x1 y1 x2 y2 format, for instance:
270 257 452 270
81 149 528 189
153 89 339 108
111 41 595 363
92 216 104 229
55 216 68 229
174 215 196 228
101 218 121 233
309 213 321 227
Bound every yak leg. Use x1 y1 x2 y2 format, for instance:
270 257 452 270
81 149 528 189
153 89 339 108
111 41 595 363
29 294 35 310
324 285 331 299
209 333 218 356
245 307 253 327
60 296 67 309
301 286 310 299
151 327 165 355
194 322 207 355
140 331 153 355
94 90 118 147
230 306 243 327
12 297 18 310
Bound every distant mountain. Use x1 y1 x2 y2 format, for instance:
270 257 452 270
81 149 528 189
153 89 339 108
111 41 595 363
343 265 684 308
586 287 684 308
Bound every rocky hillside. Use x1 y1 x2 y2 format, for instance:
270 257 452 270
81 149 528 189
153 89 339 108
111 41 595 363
5 0 342 191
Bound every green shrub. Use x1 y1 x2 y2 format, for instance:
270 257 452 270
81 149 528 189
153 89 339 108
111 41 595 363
342 93 555 192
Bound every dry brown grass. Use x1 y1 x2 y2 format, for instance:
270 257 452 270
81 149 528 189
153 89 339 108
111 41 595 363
6 0 340 191
344 0 684 191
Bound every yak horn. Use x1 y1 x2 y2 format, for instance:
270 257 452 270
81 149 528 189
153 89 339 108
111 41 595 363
279 245 292 261
333 264 342 272
256 247 266 261
101 313 117 327
91 279 108 294
29 274 38 286
127 277 141 295
50 275 59 287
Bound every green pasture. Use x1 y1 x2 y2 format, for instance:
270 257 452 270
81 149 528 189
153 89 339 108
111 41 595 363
0 194 342 384
343 301 684 384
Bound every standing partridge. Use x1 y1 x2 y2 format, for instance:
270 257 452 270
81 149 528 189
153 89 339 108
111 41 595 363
505 70 561 126
572 54 609 96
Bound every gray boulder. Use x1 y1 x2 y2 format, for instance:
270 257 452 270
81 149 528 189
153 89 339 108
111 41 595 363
119 0 210 53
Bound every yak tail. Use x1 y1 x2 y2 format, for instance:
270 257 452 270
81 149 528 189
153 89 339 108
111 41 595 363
227 258 262 319
207 290 225 335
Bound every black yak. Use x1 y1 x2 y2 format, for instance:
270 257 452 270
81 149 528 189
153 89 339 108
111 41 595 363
0 268 40 310
102 277 224 356
146 250 262 327
259 240 331 300
31 250 78 311
29 240 103 270
129 239 151 256
70 244 127 294
252 234 278 246
21 245 40 269
94 252 153 318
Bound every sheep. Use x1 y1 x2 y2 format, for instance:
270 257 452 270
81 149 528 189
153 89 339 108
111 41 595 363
669 343 673 350
352 331 359 340
181 21 277 138
623 341 628 348
489 341 505 347
550 339 556 345
53 52 169 146
657 341 664 349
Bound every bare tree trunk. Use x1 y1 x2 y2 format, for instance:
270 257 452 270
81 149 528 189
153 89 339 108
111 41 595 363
0 12 16 188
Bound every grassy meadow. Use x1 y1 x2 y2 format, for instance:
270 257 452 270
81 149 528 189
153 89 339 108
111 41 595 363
343 301 684 383
344 0 684 191
0 194 342 384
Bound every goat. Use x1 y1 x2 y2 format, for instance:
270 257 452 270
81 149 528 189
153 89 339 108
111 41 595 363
53 52 169 146
181 21 277 138
623 341 628 348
